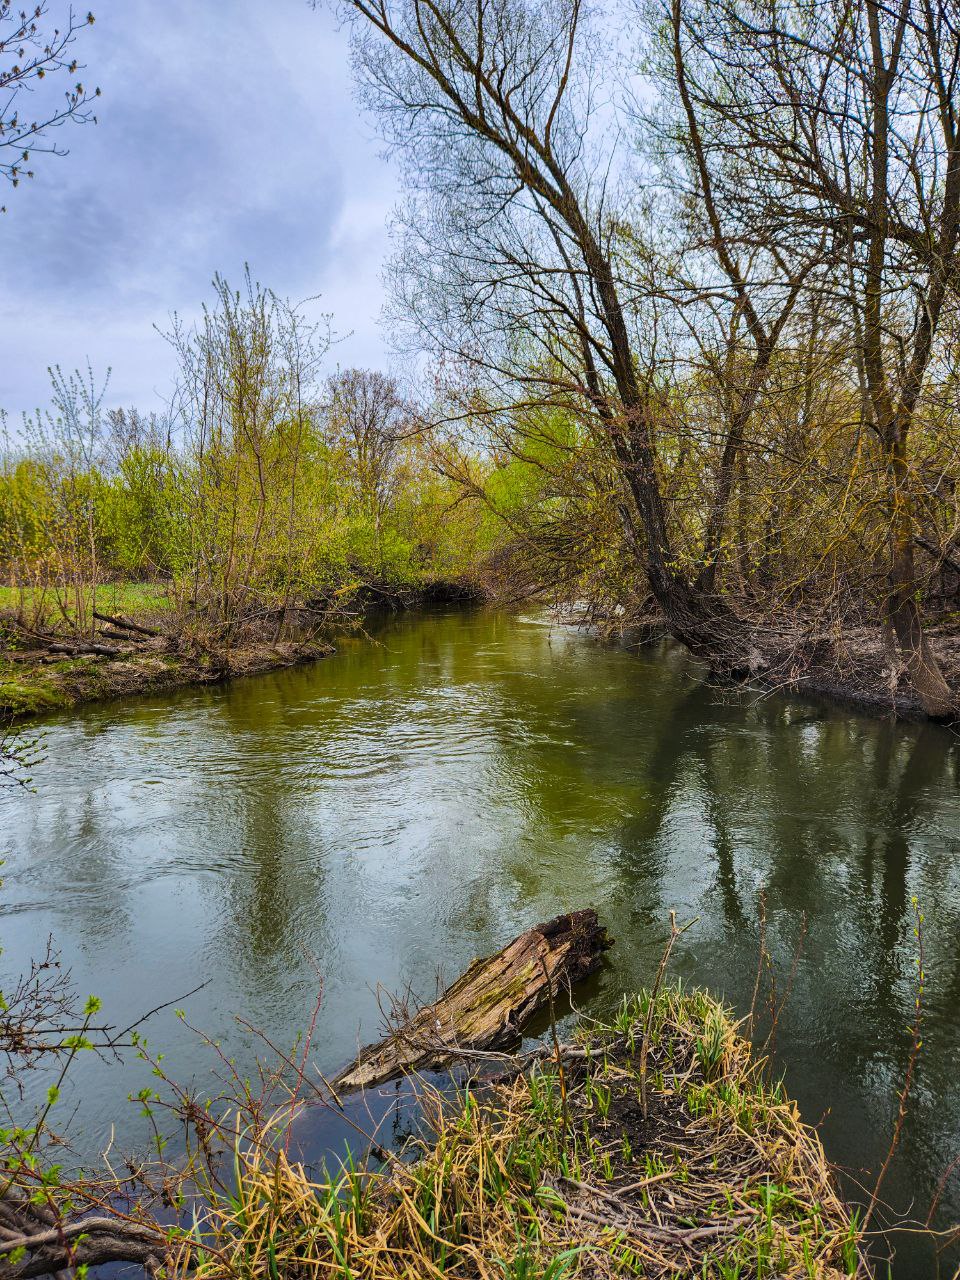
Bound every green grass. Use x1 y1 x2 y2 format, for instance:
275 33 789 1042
0 580 172 620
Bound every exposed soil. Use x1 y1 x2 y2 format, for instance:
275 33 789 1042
742 622 960 719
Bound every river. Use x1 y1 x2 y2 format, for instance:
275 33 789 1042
3 606 960 1275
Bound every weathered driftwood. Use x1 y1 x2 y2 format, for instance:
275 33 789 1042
332 909 612 1092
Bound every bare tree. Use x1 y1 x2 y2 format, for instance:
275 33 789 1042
164 270 331 637
21 363 111 633
660 0 960 713
331 0 772 674
0 2 99 208
325 367 410 548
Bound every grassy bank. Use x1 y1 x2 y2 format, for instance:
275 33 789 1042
170 988 865 1279
0 578 487 719
0 586 334 719
0 581 176 715
0 634 337 718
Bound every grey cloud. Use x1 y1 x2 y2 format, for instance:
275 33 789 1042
0 0 395 417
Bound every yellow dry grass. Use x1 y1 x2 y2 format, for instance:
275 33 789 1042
171 988 867 1279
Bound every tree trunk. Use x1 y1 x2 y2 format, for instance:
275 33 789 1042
886 443 954 718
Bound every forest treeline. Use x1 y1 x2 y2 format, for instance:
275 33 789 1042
0 276 493 645
4 0 960 720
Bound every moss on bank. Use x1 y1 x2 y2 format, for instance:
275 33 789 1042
0 638 336 719
175 988 866 1279
0 673 65 716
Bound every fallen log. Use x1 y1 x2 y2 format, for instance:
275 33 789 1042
10 624 123 658
98 626 148 643
0 1211 167 1280
332 909 612 1092
92 610 160 638
46 641 123 658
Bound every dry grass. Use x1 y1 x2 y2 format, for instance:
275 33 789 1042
170 987 867 1279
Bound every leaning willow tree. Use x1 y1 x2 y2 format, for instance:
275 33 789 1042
331 0 960 717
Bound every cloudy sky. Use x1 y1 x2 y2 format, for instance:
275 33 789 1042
0 1 397 420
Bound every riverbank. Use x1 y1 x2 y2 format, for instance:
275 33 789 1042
0 632 337 718
755 622 960 720
4 589 959 726
582 605 960 720
0 580 484 719
179 987 869 1278
5 986 868 1278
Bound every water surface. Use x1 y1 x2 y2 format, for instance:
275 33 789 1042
3 607 960 1274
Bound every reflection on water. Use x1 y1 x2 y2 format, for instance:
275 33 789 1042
3 607 960 1276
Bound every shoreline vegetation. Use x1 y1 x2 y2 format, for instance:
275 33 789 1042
5 586 959 724
2 254 960 728
178 990 867 1280
2 298 958 726
0 579 482 721
1 915 873 1279
0 290 500 722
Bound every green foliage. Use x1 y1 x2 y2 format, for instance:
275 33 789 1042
0 293 495 636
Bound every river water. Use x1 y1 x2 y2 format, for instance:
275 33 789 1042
3 607 960 1274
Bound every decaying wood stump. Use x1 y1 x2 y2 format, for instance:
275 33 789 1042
332 909 612 1092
